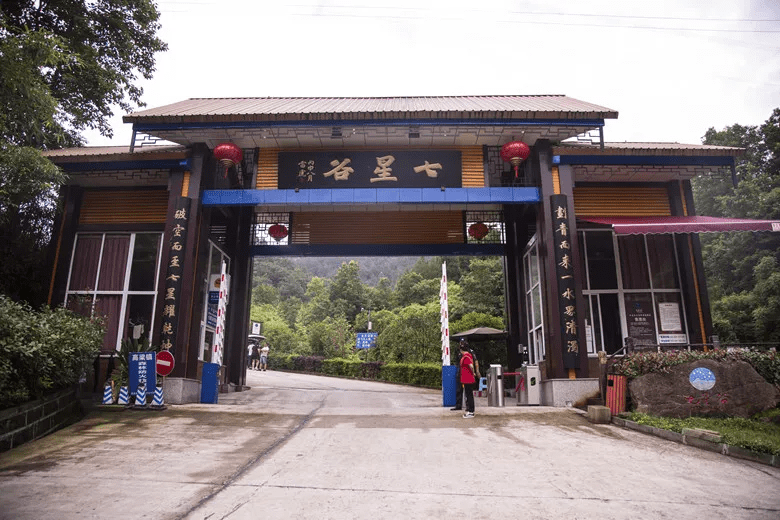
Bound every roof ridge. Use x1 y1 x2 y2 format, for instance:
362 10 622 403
183 94 569 101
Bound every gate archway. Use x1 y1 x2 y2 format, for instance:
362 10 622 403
45 95 753 404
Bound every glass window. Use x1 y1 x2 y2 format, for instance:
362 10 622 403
69 235 102 291
124 294 155 342
647 235 679 289
129 234 161 291
97 235 130 291
579 229 687 355
66 232 162 351
618 235 650 289
599 294 623 355
586 231 618 289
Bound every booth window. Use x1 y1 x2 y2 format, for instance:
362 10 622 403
65 232 163 351
579 229 687 355
523 235 546 364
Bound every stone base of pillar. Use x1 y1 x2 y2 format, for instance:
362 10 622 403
162 377 200 404
540 378 600 407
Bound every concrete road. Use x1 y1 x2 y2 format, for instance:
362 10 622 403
1 369 778 520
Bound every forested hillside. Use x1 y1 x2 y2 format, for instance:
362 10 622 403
692 108 780 344
251 256 507 367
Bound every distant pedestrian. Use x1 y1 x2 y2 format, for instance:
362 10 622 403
459 340 477 418
247 342 253 368
251 342 261 370
259 341 270 371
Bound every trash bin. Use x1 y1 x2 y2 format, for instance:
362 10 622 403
442 365 458 407
487 364 504 407
517 365 540 406
200 362 220 404
606 374 627 415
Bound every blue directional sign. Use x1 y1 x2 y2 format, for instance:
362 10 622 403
356 332 378 349
129 352 156 397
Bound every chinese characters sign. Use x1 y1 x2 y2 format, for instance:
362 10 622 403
625 294 656 346
278 151 462 189
550 194 580 369
356 333 378 349
129 351 156 397
159 197 191 359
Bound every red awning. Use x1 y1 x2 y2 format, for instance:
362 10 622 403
580 216 780 235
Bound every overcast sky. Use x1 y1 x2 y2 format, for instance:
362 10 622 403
85 0 780 147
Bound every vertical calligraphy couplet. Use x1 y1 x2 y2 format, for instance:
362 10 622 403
159 197 191 358
550 194 580 369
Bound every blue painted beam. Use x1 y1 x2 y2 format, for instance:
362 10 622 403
202 187 540 206
57 159 191 172
552 155 735 167
251 244 506 257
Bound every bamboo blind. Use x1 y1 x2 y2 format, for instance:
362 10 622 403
291 211 464 244
79 190 168 225
573 186 671 217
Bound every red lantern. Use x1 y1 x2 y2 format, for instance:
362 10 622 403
213 143 243 177
500 141 531 178
468 222 490 240
268 224 288 241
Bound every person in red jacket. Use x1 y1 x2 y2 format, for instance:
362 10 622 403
459 341 477 418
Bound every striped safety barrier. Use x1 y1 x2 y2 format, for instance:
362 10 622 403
102 384 114 405
135 384 146 407
152 386 164 407
117 386 129 405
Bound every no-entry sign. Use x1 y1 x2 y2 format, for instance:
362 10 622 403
156 350 175 377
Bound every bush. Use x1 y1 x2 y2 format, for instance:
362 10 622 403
265 352 441 388
0 295 105 409
610 348 780 388
380 362 441 387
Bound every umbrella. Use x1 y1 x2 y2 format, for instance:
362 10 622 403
450 327 507 341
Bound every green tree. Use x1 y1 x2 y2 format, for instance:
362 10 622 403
308 316 355 358
366 276 393 311
692 109 780 342
295 277 331 331
328 261 366 322
0 144 66 305
2 1 167 143
459 257 505 317
377 303 440 363
252 258 309 301
250 304 305 355
0 1 166 306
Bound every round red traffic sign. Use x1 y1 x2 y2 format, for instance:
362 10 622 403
156 350 175 377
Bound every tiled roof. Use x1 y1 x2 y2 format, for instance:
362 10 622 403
43 145 188 161
553 142 744 156
124 95 618 123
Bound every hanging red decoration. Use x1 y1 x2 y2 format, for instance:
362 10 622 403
468 222 490 240
500 141 531 178
213 143 243 178
268 224 288 241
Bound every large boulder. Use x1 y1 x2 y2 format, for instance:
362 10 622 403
628 359 777 418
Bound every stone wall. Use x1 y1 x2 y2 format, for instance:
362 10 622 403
0 387 85 452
